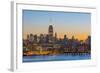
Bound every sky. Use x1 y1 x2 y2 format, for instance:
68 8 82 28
23 10 91 40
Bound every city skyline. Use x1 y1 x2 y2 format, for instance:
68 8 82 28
23 10 91 40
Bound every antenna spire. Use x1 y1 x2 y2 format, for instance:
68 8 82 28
49 18 53 25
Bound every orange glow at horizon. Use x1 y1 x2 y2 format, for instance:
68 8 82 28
23 32 90 41
57 32 90 40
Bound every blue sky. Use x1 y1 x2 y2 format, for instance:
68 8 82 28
23 10 91 40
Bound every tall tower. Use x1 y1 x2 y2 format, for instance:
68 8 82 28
48 25 53 36
48 18 54 43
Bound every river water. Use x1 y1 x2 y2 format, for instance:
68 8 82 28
23 54 91 62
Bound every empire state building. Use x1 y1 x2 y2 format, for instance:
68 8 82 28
48 25 53 37
48 24 54 43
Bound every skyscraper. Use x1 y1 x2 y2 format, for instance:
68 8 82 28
48 25 53 37
48 24 54 43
